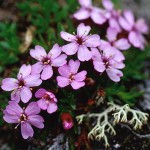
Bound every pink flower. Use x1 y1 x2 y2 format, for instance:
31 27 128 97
99 27 129 62
35 88 58 114
3 101 44 139
73 0 107 25
119 10 148 49
56 59 87 89
91 47 125 82
60 23 101 61
30 44 67 80
61 113 74 130
1 64 42 103
102 0 122 32
104 27 130 51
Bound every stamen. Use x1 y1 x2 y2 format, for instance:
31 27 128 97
14 123 20 129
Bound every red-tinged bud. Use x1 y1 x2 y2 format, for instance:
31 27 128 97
87 99 95 106
61 113 74 130
85 78 95 86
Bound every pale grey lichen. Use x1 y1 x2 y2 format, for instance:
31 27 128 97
76 102 149 147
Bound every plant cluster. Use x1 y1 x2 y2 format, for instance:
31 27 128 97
0 0 149 148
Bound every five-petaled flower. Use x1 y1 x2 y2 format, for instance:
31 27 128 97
60 23 101 61
73 0 107 25
1 64 42 103
35 88 58 114
102 0 122 32
105 27 130 51
119 10 148 49
3 101 44 139
30 44 67 80
92 47 125 82
57 59 87 89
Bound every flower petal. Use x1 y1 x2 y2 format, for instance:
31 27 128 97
91 10 107 25
123 10 135 26
106 68 123 82
30 45 47 60
21 122 34 139
17 64 32 79
62 42 78 55
41 65 53 80
93 61 106 73
119 16 132 31
73 8 90 20
78 46 92 61
79 0 92 7
85 34 101 47
71 81 85 89
35 88 47 98
106 27 118 42
20 87 32 103
25 102 41 116
11 90 21 103
136 19 148 34
52 54 67 67
109 18 121 33
60 31 76 42
74 71 87 81
48 44 61 58
99 40 111 51
47 102 58 114
25 75 42 87
91 48 102 61
56 76 70 88
77 23 91 38
102 0 114 10
68 59 80 74
114 38 131 50
113 48 125 61
5 101 23 116
31 62 43 75
1 78 18 91
3 113 19 123
37 99 48 110
28 115 44 128
129 31 142 48
58 64 70 77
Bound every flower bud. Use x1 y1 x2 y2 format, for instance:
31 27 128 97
61 113 74 130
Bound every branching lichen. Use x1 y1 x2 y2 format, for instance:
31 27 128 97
76 103 149 147
112 103 149 130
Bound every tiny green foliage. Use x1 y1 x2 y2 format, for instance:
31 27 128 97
0 22 20 73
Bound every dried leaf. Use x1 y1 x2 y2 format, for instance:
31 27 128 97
19 26 36 53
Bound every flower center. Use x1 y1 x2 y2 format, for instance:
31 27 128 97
18 113 27 123
77 37 84 45
102 57 109 68
69 74 74 82
42 57 51 65
43 93 55 104
18 79 25 88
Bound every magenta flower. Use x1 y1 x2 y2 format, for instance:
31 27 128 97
91 47 125 82
73 0 107 25
119 10 148 49
99 27 129 62
102 0 122 32
56 59 87 89
30 44 67 80
3 101 44 139
1 64 42 103
60 23 101 61
35 88 58 114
